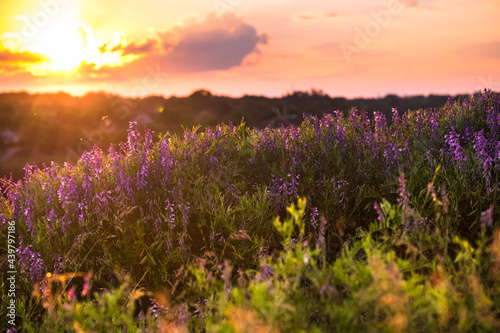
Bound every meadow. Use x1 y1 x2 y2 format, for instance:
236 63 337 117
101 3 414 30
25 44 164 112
1 90 500 332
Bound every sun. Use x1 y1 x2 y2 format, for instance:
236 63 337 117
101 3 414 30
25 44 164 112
3 2 144 75
26 17 87 72
20 18 139 74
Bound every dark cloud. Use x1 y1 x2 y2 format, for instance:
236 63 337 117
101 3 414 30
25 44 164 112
86 14 268 77
100 39 158 55
459 41 500 59
121 39 157 55
152 14 268 73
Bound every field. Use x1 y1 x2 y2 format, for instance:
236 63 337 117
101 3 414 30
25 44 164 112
1 90 500 332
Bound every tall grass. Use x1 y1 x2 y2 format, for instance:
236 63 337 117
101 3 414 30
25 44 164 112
1 90 500 332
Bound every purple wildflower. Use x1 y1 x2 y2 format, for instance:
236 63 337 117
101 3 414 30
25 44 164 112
384 142 400 171
259 264 274 282
82 273 91 297
333 110 343 123
93 191 111 216
136 152 149 190
480 205 494 227
316 216 327 250
424 109 439 141
81 172 93 201
373 111 387 133
310 206 319 232
312 115 322 142
164 198 175 231
46 208 55 230
392 108 400 126
463 118 474 143
486 108 500 136
159 138 174 185
445 127 467 169
286 173 300 198
57 175 80 209
396 174 410 209
331 178 348 205
447 96 454 106
17 243 46 285
473 130 493 185
374 202 384 221
23 198 35 238
336 126 346 147
51 253 63 274
126 121 141 153
415 110 423 136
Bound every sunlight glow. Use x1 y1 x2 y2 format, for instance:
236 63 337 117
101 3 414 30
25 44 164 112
5 2 141 75
26 17 86 72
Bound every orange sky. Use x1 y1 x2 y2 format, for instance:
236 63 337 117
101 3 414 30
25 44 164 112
0 0 499 98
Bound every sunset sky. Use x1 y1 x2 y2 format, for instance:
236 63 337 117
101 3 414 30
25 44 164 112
0 0 499 98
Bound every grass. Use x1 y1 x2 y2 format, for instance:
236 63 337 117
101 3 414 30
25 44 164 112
1 90 500 332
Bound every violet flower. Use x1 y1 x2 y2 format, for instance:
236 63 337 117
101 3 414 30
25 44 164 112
17 243 46 285
480 205 494 227
374 202 384 221
473 130 493 185
373 111 387 133
445 127 467 169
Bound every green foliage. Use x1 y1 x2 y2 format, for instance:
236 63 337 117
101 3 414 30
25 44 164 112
2 91 500 331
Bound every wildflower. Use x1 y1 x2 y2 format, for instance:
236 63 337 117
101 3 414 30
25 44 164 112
259 264 274 281
82 272 92 296
320 283 335 296
374 202 384 221
473 130 493 185
480 205 494 227
51 254 63 274
286 173 300 198
310 206 319 232
93 191 111 216
17 243 46 284
415 110 423 136
445 127 467 169
23 198 34 237
312 115 322 142
332 178 348 205
136 152 149 190
424 108 439 141
396 174 410 209
126 121 141 153
333 110 343 123
392 107 400 126
336 126 346 147
463 118 474 143
316 216 327 250
373 111 387 133
67 287 77 302
384 142 400 171
486 108 500 136
397 174 417 229
179 238 187 257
